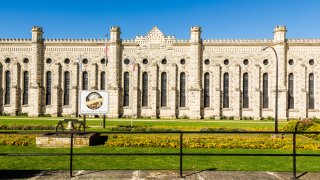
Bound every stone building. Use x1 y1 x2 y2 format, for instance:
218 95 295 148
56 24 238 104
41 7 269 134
0 25 319 119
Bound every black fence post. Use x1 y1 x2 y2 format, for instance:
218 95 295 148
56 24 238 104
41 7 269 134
70 132 74 178
292 122 300 180
179 132 183 178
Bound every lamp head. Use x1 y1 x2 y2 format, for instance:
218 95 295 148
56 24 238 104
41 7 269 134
262 46 269 51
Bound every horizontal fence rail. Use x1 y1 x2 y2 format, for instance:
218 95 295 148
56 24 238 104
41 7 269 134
0 129 320 179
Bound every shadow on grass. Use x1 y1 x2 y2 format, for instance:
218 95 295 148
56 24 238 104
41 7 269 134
0 170 44 179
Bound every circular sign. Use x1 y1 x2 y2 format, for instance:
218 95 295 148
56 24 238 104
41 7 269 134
85 92 103 110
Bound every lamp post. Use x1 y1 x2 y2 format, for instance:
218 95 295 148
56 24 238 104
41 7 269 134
263 46 279 133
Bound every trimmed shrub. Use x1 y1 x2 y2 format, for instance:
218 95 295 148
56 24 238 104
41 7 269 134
282 120 314 132
110 126 180 132
199 127 247 132
0 124 54 130
306 124 320 140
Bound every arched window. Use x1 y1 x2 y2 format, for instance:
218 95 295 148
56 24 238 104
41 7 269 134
123 72 130 107
288 73 294 109
180 72 186 107
309 73 315 109
204 73 210 108
142 72 148 107
223 73 229 108
63 71 70 105
243 73 249 108
100 71 106 90
161 72 167 107
82 71 88 90
46 71 52 105
262 73 269 108
22 71 29 105
5 71 10 105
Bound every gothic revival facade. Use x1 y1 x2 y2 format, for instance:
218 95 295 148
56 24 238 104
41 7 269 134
0 25 319 119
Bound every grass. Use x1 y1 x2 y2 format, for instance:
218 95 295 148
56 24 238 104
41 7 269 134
0 116 288 131
0 146 319 172
1 116 309 172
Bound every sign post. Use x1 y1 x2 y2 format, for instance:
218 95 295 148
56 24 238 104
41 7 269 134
103 114 106 128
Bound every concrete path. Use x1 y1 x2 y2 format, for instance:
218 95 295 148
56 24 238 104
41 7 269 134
0 170 318 180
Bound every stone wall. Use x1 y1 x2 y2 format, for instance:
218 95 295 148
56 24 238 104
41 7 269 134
0 25 320 119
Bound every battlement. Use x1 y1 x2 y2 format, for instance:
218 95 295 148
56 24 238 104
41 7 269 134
287 38 320 43
203 39 273 44
110 26 120 32
191 26 201 32
0 38 31 42
44 38 106 43
274 25 287 32
32 26 43 32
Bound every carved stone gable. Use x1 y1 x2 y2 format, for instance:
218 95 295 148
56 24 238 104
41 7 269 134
145 27 165 44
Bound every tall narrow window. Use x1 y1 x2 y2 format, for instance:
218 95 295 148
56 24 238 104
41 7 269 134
262 73 269 108
22 71 29 105
64 71 70 105
142 72 148 107
82 71 88 90
100 71 106 90
309 73 315 109
288 73 294 109
223 73 229 108
161 72 167 107
46 71 52 105
204 73 210 108
5 71 10 105
243 73 249 108
180 72 186 107
123 72 130 107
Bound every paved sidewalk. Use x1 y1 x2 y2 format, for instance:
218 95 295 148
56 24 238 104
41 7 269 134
0 170 319 180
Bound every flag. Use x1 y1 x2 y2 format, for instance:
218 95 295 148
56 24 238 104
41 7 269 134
78 54 82 72
132 64 135 71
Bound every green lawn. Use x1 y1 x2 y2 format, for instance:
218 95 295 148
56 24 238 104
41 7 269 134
1 116 310 172
0 116 288 131
0 146 319 172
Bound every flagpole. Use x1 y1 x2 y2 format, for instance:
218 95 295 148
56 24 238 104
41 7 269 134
104 34 108 123
78 54 82 118
131 58 135 127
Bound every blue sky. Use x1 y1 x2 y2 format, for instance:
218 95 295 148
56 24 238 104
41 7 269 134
0 0 319 39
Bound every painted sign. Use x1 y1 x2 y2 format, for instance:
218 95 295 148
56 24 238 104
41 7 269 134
79 90 108 114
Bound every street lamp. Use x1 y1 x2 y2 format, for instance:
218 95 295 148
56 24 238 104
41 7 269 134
263 46 279 133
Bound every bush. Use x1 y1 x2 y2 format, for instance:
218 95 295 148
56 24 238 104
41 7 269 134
0 112 11 116
110 126 180 132
0 124 55 130
242 116 254 120
282 119 314 132
0 134 36 146
261 116 275 121
311 117 320 124
16 112 28 116
306 124 320 140
38 114 52 117
199 127 247 132
105 134 320 150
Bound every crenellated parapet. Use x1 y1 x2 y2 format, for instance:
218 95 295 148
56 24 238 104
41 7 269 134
44 38 107 44
32 26 43 32
0 38 31 44
203 39 273 43
110 26 120 32
287 38 320 44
